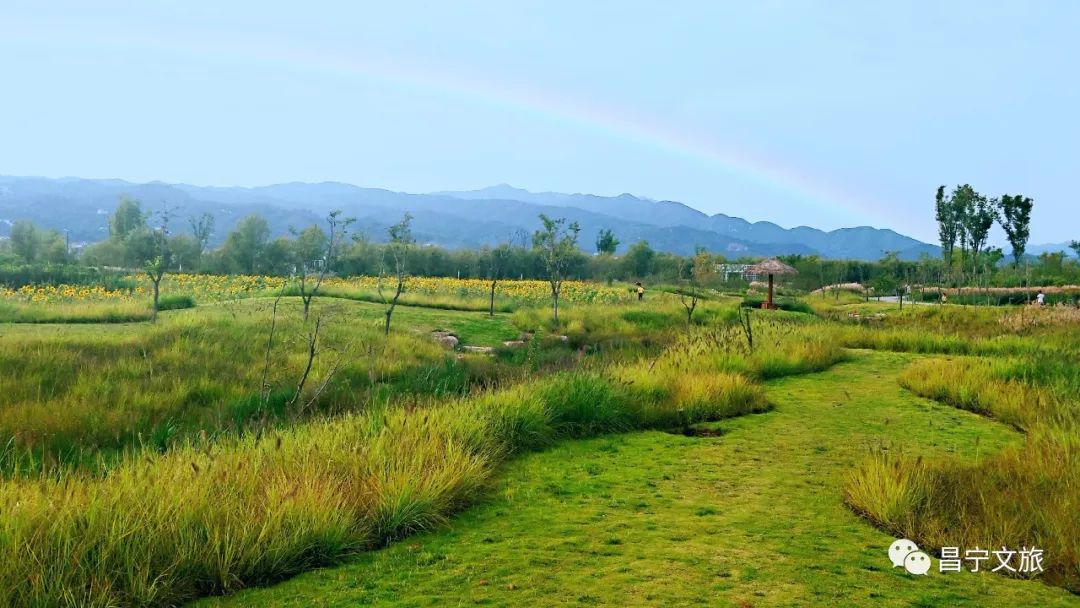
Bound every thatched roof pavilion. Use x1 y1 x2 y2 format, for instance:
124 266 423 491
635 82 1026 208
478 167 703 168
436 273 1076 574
746 258 798 309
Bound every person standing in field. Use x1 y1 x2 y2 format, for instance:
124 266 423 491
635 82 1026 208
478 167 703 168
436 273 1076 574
1036 290 1045 306
636 282 645 301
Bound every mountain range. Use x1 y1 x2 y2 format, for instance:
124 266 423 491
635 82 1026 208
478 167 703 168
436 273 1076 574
0 175 951 260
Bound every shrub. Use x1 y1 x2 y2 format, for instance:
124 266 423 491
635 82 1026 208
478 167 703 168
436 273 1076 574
155 294 196 311
740 296 814 314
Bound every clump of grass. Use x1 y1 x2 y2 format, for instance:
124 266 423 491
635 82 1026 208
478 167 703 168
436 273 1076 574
846 430 1080 592
848 342 1080 593
899 357 1077 430
155 294 197 311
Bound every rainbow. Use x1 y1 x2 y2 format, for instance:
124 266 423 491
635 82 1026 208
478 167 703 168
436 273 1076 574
5 17 889 225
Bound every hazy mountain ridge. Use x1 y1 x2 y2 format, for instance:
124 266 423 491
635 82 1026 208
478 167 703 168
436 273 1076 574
1 175 944 259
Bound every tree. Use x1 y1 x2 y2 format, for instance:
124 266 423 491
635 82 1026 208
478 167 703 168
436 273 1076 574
533 214 581 326
964 193 997 277
934 186 959 265
485 242 511 317
110 197 146 241
9 220 40 263
145 207 176 323
293 211 353 322
222 215 270 274
188 213 215 260
167 234 200 272
379 214 413 336
998 194 1034 267
595 228 619 255
950 184 978 268
261 238 295 275
1071 240 1080 259
40 229 69 264
623 240 655 278
676 250 714 327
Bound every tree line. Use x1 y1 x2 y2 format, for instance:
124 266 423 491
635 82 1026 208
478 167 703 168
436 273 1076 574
3 195 1078 299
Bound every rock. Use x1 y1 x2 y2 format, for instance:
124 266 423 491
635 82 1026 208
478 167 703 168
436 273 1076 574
555 335 569 343
431 331 459 349
502 340 527 348
462 345 495 355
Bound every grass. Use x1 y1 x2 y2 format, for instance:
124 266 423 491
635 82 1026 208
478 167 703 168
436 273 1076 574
198 351 1078 607
0 318 835 607
848 343 1080 593
0 299 152 323
4 280 1079 605
0 298 525 470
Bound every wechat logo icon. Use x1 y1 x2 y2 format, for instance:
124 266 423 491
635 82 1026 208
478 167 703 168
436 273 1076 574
889 538 932 575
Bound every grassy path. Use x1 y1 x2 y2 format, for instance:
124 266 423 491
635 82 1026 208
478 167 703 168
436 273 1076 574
199 351 1079 607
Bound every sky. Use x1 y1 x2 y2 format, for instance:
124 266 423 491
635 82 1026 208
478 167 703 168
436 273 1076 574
0 1 1077 245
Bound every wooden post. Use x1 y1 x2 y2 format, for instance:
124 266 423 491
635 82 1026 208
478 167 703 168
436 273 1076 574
767 274 775 309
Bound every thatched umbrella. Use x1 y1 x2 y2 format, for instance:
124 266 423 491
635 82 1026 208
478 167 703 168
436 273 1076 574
746 258 798 309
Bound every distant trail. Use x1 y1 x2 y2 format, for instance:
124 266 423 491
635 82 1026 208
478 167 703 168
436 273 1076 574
197 351 1079 607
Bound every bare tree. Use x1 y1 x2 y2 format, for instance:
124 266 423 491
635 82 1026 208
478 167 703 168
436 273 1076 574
738 306 754 351
259 286 288 406
295 210 354 322
533 214 581 326
677 250 713 327
379 213 414 336
188 212 215 260
486 242 511 316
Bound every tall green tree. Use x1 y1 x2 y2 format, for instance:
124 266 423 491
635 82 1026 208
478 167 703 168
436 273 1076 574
222 215 270 274
533 214 581 326
9 220 40 263
950 184 979 265
965 193 997 276
997 194 1034 267
291 225 329 271
595 228 619 255
934 185 959 265
623 240 656 278
109 197 146 241
1070 240 1080 259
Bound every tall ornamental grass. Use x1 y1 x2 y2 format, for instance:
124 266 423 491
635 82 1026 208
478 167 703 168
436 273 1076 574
0 341 808 607
847 348 1080 592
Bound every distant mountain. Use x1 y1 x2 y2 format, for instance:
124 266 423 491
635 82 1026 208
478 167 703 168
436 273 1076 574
1027 242 1078 258
0 175 937 259
438 184 938 259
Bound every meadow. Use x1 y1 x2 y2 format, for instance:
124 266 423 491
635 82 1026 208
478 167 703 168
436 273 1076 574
0 273 1078 606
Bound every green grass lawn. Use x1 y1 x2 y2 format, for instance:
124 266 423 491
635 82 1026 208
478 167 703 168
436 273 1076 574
198 350 1078 607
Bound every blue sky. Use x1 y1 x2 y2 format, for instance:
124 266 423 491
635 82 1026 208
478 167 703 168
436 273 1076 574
1 1 1077 244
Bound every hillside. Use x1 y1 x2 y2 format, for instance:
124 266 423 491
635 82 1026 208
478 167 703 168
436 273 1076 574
1 175 937 259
